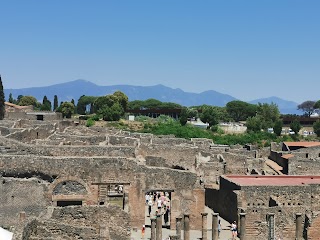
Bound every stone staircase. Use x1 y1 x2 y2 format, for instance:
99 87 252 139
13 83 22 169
99 185 108 203
245 215 263 237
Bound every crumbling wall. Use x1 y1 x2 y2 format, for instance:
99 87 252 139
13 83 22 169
0 177 49 227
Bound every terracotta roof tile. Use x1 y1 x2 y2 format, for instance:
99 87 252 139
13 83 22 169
224 175 320 186
282 154 294 159
284 142 320 148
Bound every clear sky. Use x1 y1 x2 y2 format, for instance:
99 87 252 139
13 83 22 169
0 0 319 103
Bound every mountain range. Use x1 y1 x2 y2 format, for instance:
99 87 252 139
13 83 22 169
4 79 300 114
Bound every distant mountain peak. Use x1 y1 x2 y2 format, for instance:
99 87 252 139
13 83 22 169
3 80 301 114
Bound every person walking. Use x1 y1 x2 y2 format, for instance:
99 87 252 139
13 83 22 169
148 199 153 217
231 221 238 240
163 206 169 226
141 225 145 239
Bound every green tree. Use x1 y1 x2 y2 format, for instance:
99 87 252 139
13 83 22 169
8 93 14 103
143 99 162 109
53 95 58 111
71 99 76 114
16 95 23 105
179 108 188 126
314 100 320 110
313 120 320 137
57 102 75 118
187 108 198 119
40 95 52 111
77 95 97 115
273 119 283 136
128 100 144 110
200 106 219 128
297 100 315 117
112 91 129 111
246 116 262 133
98 102 124 121
18 96 37 106
226 100 257 122
0 75 5 120
290 119 301 135
256 102 280 130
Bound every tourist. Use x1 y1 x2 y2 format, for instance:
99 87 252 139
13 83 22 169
218 219 221 237
157 198 162 210
163 206 170 225
145 193 150 205
141 224 145 239
231 221 237 239
148 198 153 216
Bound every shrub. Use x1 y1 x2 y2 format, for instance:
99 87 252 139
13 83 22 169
86 119 95 127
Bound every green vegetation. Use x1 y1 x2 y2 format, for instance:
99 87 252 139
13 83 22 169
297 100 316 117
128 98 182 110
40 95 52 111
226 100 257 122
137 118 297 147
0 75 5 120
4 90 319 146
313 120 320 137
290 119 302 135
56 101 75 118
86 118 95 127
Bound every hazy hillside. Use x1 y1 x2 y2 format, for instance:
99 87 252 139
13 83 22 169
4 80 299 114
249 96 299 115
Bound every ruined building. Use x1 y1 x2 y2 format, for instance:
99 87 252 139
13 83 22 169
1 118 318 239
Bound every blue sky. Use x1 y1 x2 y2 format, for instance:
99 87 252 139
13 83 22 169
0 1 319 103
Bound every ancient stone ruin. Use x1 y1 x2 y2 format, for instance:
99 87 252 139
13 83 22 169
0 119 319 239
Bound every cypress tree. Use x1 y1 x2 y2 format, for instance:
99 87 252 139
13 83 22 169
53 95 58 111
9 93 14 103
0 75 5 120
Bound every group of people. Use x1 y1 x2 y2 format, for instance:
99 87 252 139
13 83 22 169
145 192 171 225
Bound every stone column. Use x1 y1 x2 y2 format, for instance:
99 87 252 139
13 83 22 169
296 213 303 240
156 216 162 240
176 217 182 240
212 213 219 240
201 213 208 240
184 214 190 240
267 213 275 240
151 218 156 240
240 213 246 240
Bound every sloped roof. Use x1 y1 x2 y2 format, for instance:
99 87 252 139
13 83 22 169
282 154 295 160
284 142 320 148
5 102 31 109
224 175 320 186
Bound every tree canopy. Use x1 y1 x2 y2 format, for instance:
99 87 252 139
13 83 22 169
314 100 320 110
40 95 52 111
93 91 128 121
313 120 320 137
57 102 75 118
18 96 38 106
199 105 219 128
297 101 315 117
77 95 97 115
226 100 257 122
290 119 301 135
127 98 182 110
0 75 5 120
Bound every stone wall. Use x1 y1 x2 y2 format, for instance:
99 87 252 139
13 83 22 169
23 205 130 240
